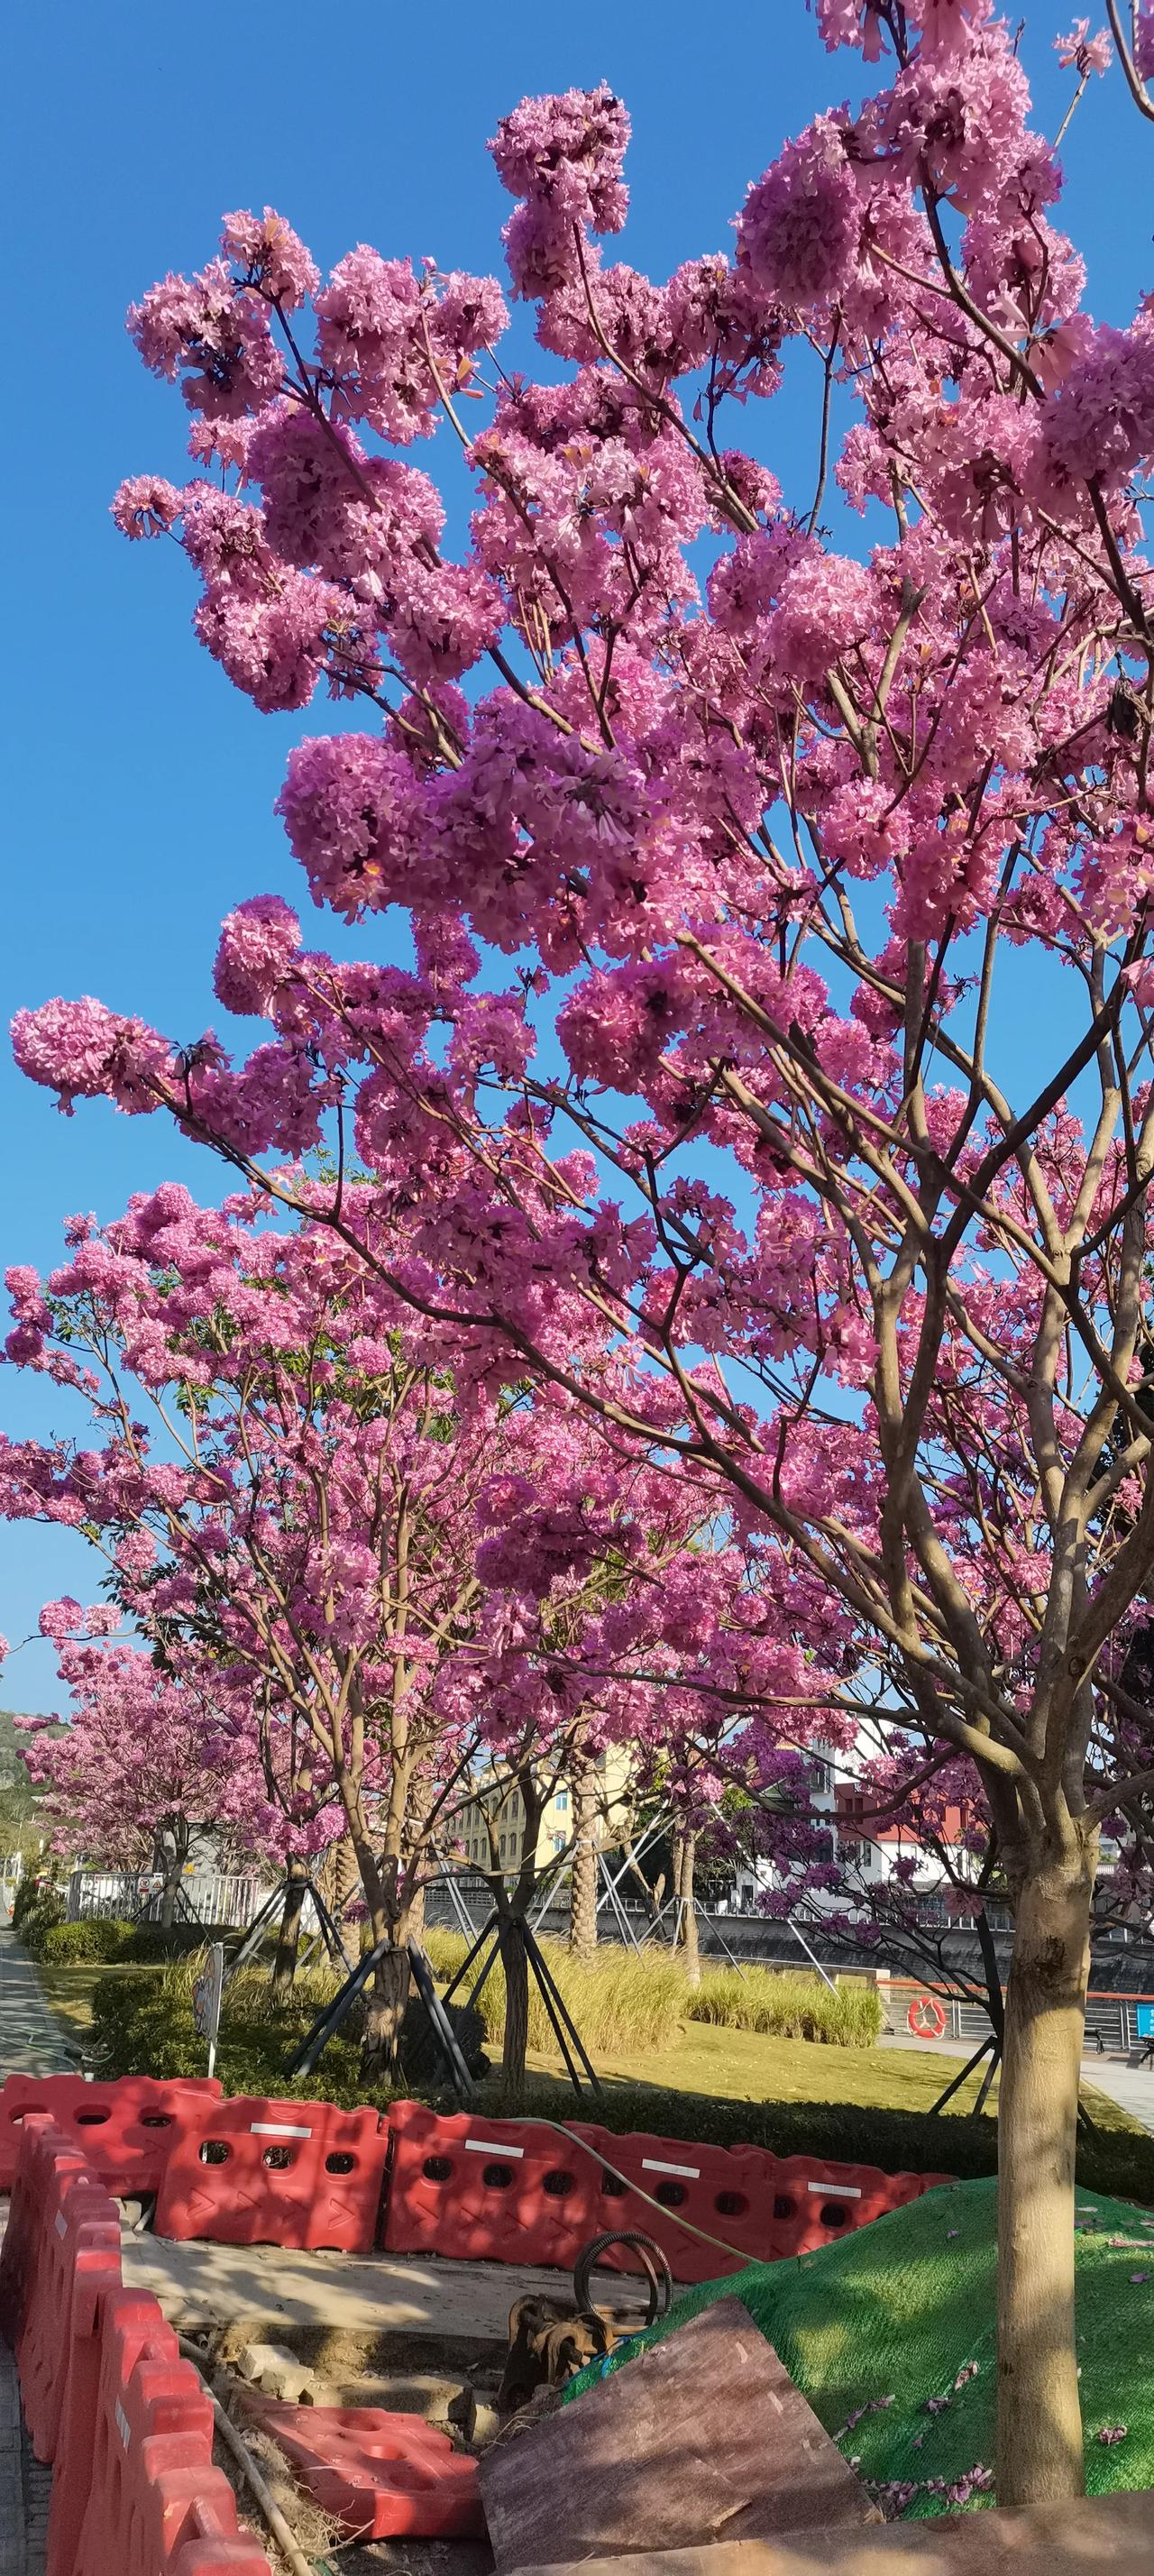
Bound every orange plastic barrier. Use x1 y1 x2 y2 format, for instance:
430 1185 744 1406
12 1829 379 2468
0 2113 89 2347
0 2073 222 2194
567 2122 777 2283
765 2154 954 2258
245 2398 486 2540
379 2104 954 2283
153 2094 389 2251
9 2131 122 2462
71 2287 270 2576
381 2099 600 2268
47 2289 160 2576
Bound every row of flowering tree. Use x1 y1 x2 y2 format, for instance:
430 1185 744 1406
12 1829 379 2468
9 0 1154 2502
3 1187 825 2082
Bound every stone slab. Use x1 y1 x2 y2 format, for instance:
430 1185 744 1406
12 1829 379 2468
481 2299 878 2571
121 2231 648 2348
504 2491 1154 2576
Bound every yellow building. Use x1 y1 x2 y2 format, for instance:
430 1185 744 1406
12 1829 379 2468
455 1746 633 1879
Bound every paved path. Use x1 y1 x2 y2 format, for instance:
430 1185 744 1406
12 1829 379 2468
0 1928 78 2077
0 2328 47 2576
0 1930 69 2569
881 2021 1154 2136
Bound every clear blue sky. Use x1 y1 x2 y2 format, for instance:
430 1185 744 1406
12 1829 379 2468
1 2 1148 1704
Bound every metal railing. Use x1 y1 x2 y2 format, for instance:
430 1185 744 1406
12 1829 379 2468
67 1868 270 1930
886 1978 1151 2058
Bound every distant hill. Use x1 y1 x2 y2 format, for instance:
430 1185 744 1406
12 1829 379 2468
0 1709 64 1794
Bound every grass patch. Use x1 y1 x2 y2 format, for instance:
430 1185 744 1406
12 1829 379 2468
38 1961 163 2041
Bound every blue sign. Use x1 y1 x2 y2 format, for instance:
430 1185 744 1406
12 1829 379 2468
1135 2004 1154 2040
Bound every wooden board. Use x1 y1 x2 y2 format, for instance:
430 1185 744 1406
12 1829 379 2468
502 2488 1154 2576
479 2298 880 2571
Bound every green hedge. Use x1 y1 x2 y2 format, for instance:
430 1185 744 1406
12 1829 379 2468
87 1957 483 2111
14 1881 67 1953
40 1918 135 1964
510 2078 1154 2207
35 1917 239 1966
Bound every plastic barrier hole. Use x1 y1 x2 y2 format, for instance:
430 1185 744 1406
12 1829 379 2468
820 2202 850 2229
138 2113 172 2129
75 2108 111 2125
262 2144 295 2170
773 2194 796 2221
482 2162 514 2190
715 2190 747 2218
543 2168 574 2198
422 2155 453 2183
199 2141 231 2166
600 2170 627 2197
325 2151 355 2174
655 2181 687 2209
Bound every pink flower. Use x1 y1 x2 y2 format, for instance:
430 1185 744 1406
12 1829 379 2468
11 998 172 1115
220 208 319 309
111 475 183 539
214 896 302 1018
39 1599 82 1640
128 259 283 418
738 118 860 310
1056 21 1112 75
490 86 630 296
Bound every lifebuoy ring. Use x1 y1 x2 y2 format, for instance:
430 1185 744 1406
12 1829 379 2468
908 1994 947 2040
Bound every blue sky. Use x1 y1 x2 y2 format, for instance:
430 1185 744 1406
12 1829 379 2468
2 2 1149 1705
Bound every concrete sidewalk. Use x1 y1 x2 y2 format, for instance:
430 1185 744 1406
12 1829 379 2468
0 1927 80 2078
881 2021 1154 2135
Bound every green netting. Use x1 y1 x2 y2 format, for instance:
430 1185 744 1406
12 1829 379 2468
565 2178 1154 2520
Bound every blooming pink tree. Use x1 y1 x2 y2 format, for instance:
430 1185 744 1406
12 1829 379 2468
19 1638 274 1926
16 0 1154 2498
2 1191 752 2073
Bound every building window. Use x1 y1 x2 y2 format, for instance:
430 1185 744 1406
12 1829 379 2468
552 1832 565 1852
554 1791 569 1811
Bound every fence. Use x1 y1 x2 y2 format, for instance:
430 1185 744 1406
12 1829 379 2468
67 1868 271 1930
885 1977 1154 2057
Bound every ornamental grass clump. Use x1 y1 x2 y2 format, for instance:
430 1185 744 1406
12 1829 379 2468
423 1929 689 2056
688 1968 884 2048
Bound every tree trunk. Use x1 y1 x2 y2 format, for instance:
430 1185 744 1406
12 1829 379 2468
995 1840 1095 2505
270 1855 307 1999
362 1934 411 2081
569 1754 599 1961
499 1916 530 2105
676 1831 701 1991
158 1820 188 1930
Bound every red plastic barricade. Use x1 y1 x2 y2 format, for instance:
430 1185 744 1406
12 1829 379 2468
381 2100 600 2269
10 2131 123 2462
567 2122 776 2284
765 2156 954 2259
246 2400 486 2541
72 2286 271 2576
153 2095 389 2252
48 2290 160 2576
0 2074 222 2194
0 2113 90 2347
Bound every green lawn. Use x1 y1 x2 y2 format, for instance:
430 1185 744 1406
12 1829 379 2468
36 1961 162 2042
512 2017 1139 2134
